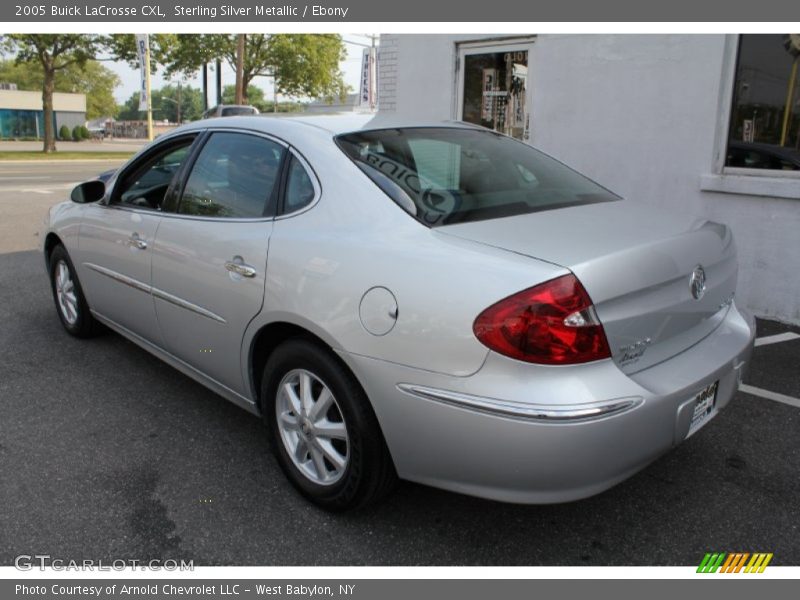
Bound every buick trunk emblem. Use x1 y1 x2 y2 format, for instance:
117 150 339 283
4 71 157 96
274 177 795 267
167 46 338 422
690 265 707 300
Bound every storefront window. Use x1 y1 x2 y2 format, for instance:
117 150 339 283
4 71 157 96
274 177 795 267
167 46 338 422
461 50 528 140
0 109 45 139
727 34 800 171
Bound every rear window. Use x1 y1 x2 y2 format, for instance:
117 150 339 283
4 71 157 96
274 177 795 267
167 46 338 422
336 127 619 227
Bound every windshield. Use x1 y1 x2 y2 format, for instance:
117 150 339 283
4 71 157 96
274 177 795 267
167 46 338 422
336 127 619 227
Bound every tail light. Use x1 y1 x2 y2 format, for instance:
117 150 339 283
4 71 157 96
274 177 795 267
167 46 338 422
473 274 611 365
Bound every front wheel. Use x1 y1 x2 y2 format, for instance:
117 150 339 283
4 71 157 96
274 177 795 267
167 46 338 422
48 244 101 338
262 339 397 510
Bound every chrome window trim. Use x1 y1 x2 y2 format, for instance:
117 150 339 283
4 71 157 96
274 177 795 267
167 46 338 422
100 203 277 224
397 383 643 423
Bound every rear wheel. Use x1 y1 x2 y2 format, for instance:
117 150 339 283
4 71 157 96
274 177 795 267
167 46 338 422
262 338 397 510
48 244 101 338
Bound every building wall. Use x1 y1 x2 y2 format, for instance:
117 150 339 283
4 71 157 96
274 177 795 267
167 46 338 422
0 89 86 112
378 33 800 324
55 111 86 132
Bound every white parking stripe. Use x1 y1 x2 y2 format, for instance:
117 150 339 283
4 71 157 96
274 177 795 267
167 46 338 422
755 332 800 347
740 384 800 409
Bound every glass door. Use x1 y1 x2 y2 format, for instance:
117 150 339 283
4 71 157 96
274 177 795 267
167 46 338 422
456 40 533 141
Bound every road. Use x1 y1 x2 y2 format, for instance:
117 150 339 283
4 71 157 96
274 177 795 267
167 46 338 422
0 160 123 253
0 160 798 566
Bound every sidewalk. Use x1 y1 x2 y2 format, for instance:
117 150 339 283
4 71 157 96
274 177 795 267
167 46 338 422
0 139 146 153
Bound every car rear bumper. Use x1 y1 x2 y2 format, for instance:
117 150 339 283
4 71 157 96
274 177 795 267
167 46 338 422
339 301 755 504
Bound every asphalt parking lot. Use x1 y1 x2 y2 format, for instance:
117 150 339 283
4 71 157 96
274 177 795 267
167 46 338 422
1 160 799 566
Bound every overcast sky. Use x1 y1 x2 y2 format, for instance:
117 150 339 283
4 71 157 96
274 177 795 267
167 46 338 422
105 35 373 104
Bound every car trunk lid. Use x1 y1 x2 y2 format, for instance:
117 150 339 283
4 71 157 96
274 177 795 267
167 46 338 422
439 200 738 374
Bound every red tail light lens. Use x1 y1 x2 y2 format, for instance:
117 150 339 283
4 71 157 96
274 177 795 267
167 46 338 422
473 274 611 365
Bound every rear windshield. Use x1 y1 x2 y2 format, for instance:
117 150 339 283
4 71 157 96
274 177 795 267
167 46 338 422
336 127 619 227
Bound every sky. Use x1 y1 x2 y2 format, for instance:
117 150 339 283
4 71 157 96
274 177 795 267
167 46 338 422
105 35 373 105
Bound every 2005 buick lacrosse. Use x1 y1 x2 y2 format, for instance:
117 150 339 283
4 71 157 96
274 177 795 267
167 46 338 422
42 114 755 509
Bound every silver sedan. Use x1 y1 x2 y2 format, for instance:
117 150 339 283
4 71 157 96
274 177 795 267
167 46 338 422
43 114 755 510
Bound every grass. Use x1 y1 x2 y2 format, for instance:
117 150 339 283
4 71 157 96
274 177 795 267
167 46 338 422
0 151 135 161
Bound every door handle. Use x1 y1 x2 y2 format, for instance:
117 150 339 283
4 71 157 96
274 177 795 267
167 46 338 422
225 260 257 278
126 234 147 250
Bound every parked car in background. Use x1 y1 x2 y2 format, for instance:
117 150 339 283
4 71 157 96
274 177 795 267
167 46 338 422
42 114 755 510
202 104 260 119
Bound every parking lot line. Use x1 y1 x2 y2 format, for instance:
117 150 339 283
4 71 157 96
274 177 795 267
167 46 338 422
755 332 800 347
739 384 800 409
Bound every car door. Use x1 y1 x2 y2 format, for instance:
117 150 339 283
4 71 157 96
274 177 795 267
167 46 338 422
150 130 285 396
77 135 199 345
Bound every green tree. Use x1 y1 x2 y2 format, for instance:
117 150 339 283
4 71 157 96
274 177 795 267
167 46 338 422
106 34 180 72
116 91 142 121
154 84 204 123
117 85 205 123
153 34 347 105
1 34 106 152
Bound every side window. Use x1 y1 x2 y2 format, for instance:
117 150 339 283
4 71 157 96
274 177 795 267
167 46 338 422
284 156 316 213
114 139 194 210
180 132 284 218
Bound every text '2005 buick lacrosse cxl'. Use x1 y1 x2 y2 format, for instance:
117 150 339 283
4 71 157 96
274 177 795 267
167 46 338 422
43 115 755 510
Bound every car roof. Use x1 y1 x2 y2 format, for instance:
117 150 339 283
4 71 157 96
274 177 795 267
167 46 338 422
176 113 484 139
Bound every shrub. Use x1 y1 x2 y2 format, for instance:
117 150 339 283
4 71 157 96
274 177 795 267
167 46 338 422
80 125 91 139
72 125 82 141
59 125 71 140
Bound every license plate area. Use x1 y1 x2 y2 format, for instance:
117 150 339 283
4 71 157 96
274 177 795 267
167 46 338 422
687 381 719 437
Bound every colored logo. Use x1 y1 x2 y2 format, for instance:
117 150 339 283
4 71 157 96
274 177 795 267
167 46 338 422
697 552 773 573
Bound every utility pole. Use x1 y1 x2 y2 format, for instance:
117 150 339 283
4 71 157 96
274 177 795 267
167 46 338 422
201 62 208 111
176 82 182 124
235 34 246 105
216 59 222 106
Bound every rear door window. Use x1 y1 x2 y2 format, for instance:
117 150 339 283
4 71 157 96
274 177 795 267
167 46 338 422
179 132 284 218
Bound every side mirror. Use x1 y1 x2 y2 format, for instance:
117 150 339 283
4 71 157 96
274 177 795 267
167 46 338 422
70 180 105 204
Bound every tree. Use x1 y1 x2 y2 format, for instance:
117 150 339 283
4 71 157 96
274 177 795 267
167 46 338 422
117 85 205 123
1 35 106 152
151 34 347 105
106 34 179 72
0 59 120 120
155 84 204 123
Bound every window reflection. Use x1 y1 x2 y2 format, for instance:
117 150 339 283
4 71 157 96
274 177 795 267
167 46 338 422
727 34 800 170
462 50 529 140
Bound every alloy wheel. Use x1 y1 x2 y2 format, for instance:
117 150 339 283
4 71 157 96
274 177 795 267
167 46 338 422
275 368 349 485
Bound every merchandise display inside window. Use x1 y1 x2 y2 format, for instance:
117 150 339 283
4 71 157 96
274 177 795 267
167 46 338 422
462 50 528 140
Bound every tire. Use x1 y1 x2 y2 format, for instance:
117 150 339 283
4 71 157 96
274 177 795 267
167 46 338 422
262 338 397 510
48 244 102 338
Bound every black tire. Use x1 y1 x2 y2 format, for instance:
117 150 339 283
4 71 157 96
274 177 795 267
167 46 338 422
48 244 102 338
262 338 397 510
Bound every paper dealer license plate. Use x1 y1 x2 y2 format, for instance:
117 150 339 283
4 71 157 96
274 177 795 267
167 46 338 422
687 380 719 437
